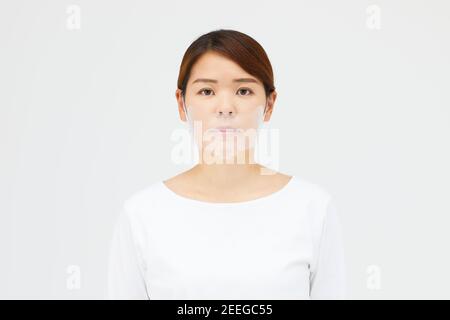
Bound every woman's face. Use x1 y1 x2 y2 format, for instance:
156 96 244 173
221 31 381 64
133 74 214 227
176 51 276 137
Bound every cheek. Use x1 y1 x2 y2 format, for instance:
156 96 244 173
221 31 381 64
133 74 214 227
253 105 266 126
186 95 213 113
240 94 267 116
188 105 211 122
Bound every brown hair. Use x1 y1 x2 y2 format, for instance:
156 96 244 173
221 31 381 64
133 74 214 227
177 29 275 99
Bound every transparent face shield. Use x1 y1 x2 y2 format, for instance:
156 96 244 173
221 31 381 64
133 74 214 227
181 93 269 133
181 92 270 165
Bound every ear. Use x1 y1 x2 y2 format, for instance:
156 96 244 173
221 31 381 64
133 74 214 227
175 89 187 122
263 90 277 122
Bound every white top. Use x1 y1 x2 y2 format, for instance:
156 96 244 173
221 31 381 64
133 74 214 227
107 175 347 300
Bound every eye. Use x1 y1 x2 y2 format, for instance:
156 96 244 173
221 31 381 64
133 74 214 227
198 88 215 96
237 88 254 96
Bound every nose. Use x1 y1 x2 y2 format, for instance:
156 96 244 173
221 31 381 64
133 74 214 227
218 110 234 118
216 96 236 119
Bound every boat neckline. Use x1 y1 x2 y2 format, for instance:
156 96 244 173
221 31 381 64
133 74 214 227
160 175 296 207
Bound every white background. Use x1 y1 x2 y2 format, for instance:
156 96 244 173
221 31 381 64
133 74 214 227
1 0 449 299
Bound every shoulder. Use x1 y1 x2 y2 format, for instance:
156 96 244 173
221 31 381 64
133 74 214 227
287 175 337 227
121 181 167 218
288 175 333 204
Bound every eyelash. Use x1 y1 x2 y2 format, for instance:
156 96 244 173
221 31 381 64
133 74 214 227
197 88 254 96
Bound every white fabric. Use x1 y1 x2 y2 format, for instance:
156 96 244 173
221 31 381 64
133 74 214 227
107 175 346 300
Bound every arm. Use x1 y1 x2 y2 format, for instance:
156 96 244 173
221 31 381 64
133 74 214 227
309 197 347 299
106 206 150 300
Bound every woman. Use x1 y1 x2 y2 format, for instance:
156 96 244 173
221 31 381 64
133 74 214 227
107 29 346 299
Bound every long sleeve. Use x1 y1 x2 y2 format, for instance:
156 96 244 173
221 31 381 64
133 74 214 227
309 197 347 299
106 206 150 300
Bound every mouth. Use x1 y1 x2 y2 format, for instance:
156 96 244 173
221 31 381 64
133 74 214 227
213 126 240 133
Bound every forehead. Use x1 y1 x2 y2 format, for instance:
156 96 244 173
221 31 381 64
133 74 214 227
189 51 261 85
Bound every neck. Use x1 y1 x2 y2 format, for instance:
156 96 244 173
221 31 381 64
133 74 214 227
188 162 266 189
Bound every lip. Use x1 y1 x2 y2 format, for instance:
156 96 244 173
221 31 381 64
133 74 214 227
213 126 239 133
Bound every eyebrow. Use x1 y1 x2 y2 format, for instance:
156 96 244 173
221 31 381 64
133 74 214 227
191 78 259 84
